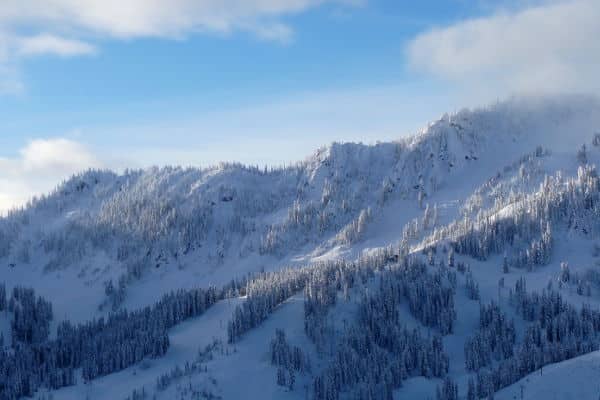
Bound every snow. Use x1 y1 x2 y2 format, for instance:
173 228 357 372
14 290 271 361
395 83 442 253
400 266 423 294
496 350 600 400
46 297 242 399
2 95 600 399
45 294 314 400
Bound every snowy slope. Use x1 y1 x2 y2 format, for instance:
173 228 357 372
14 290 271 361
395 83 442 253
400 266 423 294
2 95 600 400
496 350 600 400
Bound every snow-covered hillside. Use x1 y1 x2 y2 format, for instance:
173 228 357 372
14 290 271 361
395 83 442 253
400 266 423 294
2 94 600 400
495 350 600 400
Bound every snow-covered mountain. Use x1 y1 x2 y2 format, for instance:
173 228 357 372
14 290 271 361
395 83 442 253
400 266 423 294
2 94 600 400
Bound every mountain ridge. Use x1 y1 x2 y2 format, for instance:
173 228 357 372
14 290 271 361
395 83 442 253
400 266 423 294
2 94 600 399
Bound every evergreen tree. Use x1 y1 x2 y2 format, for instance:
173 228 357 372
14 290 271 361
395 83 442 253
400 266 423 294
277 367 286 387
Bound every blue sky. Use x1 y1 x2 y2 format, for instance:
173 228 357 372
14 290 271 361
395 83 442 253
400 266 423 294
1 1 474 152
0 0 598 211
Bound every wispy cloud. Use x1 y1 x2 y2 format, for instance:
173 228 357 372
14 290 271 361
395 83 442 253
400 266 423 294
77 82 461 167
0 0 357 91
0 0 357 40
406 0 600 97
0 138 102 213
0 32 97 94
15 34 97 57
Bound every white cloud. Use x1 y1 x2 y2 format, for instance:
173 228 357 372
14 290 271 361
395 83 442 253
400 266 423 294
0 0 329 40
407 0 600 96
0 0 355 91
0 32 96 92
19 138 100 172
0 138 101 213
16 34 97 57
